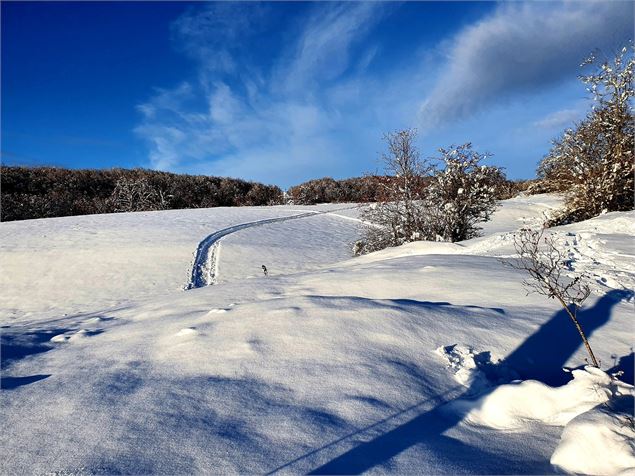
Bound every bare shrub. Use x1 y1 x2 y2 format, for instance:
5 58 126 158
504 227 598 367
287 176 387 205
111 176 169 212
354 129 432 254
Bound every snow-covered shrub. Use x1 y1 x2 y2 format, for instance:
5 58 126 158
424 144 502 242
355 137 503 254
538 46 634 225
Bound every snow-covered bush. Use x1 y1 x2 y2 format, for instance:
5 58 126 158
538 46 634 225
355 136 503 254
424 143 502 242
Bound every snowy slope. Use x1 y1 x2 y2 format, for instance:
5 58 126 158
0 203 360 321
1 194 633 474
217 212 362 283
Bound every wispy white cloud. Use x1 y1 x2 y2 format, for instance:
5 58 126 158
419 1 633 128
170 2 268 76
533 105 586 130
275 2 384 93
135 1 633 185
135 2 396 184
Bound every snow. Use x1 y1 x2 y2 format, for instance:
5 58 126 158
551 389 635 475
436 344 518 394
445 366 617 429
0 203 359 321
1 194 633 474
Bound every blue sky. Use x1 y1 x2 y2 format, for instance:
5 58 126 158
2 1 633 187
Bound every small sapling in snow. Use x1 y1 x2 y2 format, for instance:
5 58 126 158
504 227 599 367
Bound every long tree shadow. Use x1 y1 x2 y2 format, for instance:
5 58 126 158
502 289 632 386
309 289 630 474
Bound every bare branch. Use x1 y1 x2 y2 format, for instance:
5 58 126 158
503 228 599 367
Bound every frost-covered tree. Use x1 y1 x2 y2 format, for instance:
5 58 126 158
355 136 503 254
425 143 503 242
355 129 431 254
539 46 634 225
111 177 169 212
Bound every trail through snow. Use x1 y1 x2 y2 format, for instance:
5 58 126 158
186 206 360 289
186 212 319 289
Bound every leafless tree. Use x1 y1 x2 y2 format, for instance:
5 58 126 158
355 129 432 254
111 177 169 212
504 227 599 367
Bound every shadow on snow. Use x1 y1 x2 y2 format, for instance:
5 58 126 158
295 289 631 474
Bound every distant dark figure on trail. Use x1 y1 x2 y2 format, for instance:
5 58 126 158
262 265 268 277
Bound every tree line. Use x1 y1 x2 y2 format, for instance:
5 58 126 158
287 174 526 206
0 167 283 221
1 164 523 222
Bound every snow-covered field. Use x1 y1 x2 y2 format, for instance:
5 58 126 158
1 194 633 474
0 204 360 321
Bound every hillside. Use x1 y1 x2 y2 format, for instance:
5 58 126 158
1 194 633 474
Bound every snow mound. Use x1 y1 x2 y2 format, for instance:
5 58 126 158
207 308 230 314
84 316 115 325
50 329 101 343
446 366 619 430
551 393 635 475
175 327 199 337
